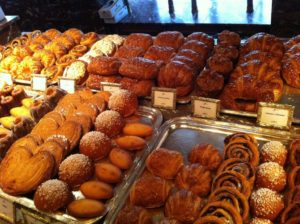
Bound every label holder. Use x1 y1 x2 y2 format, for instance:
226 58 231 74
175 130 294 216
151 87 177 110
31 75 47 91
100 82 121 93
0 196 15 223
191 96 220 119
257 102 294 130
58 77 76 93
0 72 13 86
20 206 51 224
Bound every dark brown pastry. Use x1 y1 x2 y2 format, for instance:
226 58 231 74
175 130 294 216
144 45 176 64
12 116 35 139
158 61 194 97
11 86 26 103
188 144 223 171
218 30 241 47
186 32 214 50
87 56 121 76
282 53 300 88
195 68 224 98
146 148 184 179
44 86 66 109
286 186 300 205
130 174 171 208
165 190 203 223
115 45 145 58
171 55 201 75
290 138 300 167
175 163 212 197
30 100 52 122
177 49 206 68
250 188 284 221
0 130 13 157
59 154 94 189
115 205 152 224
288 166 300 189
280 201 300 224
154 31 184 50
119 57 159 80
213 44 239 61
180 40 210 59
207 54 233 77
120 77 153 97
261 141 287 166
86 74 121 90
124 33 153 51
224 132 258 145
285 34 300 51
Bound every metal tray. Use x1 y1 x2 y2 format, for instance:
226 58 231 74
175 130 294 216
104 116 298 224
0 106 163 224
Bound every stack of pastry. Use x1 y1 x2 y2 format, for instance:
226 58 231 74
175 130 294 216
282 34 300 88
220 32 285 112
195 30 240 98
0 28 95 82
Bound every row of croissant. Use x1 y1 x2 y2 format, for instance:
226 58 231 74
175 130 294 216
115 133 300 224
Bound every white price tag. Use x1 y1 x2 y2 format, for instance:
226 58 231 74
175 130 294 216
58 77 75 93
0 196 15 223
100 82 121 94
192 96 220 119
31 75 47 91
257 102 294 129
151 87 176 110
0 73 13 85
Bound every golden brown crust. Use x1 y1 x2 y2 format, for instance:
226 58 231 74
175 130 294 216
67 199 104 218
154 31 184 50
80 32 99 48
207 54 233 76
124 33 153 51
87 56 121 76
282 54 300 88
43 28 61 40
54 34 76 50
177 49 206 68
115 205 152 224
64 28 83 44
180 40 210 59
144 45 176 63
69 44 88 58
213 44 239 61
186 32 214 50
115 45 145 58
120 77 153 97
218 30 241 47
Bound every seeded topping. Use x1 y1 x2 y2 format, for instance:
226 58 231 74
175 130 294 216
251 188 283 216
261 141 286 161
257 162 286 187
250 218 273 224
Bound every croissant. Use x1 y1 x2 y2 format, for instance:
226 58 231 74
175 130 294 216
289 138 300 167
188 144 223 171
43 28 61 40
213 44 239 61
64 28 83 44
80 32 99 48
27 41 44 53
124 33 153 51
144 45 176 63
165 190 203 223
284 34 300 51
69 44 88 58
186 32 214 50
33 49 56 68
115 45 145 59
280 202 300 224
288 166 300 189
32 34 51 46
87 56 121 76
171 55 201 75
175 164 212 197
208 186 249 222
154 31 184 51
177 49 206 68
146 148 184 179
196 201 243 224
282 54 300 88
130 174 171 208
54 34 76 50
115 205 152 224
240 32 284 58
180 40 210 59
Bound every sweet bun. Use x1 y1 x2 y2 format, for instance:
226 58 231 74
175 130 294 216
80 180 113 200
80 131 112 161
95 110 125 138
122 122 153 137
109 147 133 170
249 218 273 224
260 141 287 166
59 154 94 189
67 199 104 218
34 179 73 212
108 89 138 117
95 162 122 184
115 135 146 151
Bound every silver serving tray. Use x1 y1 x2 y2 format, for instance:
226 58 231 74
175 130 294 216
104 116 298 224
0 106 163 224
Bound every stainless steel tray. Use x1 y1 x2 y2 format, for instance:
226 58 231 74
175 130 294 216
104 116 298 224
0 106 163 224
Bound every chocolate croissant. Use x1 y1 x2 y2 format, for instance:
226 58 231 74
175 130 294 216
87 56 121 76
124 33 153 51
154 31 184 51
115 205 152 224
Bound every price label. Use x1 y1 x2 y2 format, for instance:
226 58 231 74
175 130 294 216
31 75 47 91
257 102 294 129
100 82 121 94
0 196 15 223
58 77 75 93
0 73 13 85
151 87 176 110
192 96 220 119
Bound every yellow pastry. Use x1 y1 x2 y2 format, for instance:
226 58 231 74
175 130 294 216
21 98 35 109
10 106 32 118
0 116 16 129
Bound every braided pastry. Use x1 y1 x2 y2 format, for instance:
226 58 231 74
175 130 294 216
55 54 76 68
64 28 83 44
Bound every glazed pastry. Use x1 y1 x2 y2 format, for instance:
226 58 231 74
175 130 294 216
59 154 93 189
108 89 138 117
180 40 210 59
80 131 111 161
286 186 300 205
115 205 152 224
282 54 300 88
171 55 201 75
175 163 212 197
40 65 63 81
114 135 146 151
122 122 153 137
130 174 171 208
44 42 68 59
33 49 56 68
0 55 21 71
109 147 133 170
115 45 145 58
224 132 258 145
158 60 194 97
213 44 239 61
177 49 206 68
249 218 273 224
69 44 88 57
46 135 70 155
290 138 300 167
10 134 43 152
124 33 153 51
280 201 300 224
34 179 73 212
91 39 116 56
80 180 113 200
86 74 120 90
212 170 251 199
208 186 249 222
31 117 59 140
120 77 153 97
217 158 255 186
64 28 83 44
195 68 224 98
57 93 82 107
56 54 76 68
250 188 284 221
119 57 159 80
144 45 176 63
27 41 43 52
196 201 243 224
95 110 125 138
261 141 287 166
102 34 125 46
43 28 61 40
218 30 241 47
87 56 121 75
67 199 104 218
64 60 88 85
95 162 122 184
284 34 300 51
188 144 223 171
288 166 300 189
12 46 33 58
207 54 233 77
146 148 183 179
224 136 260 167
186 32 214 50
165 190 203 223
154 31 184 50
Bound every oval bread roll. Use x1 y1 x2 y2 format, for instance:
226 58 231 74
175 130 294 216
122 123 153 137
67 199 104 218
109 148 133 170
115 135 146 151
80 181 113 200
95 162 122 184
